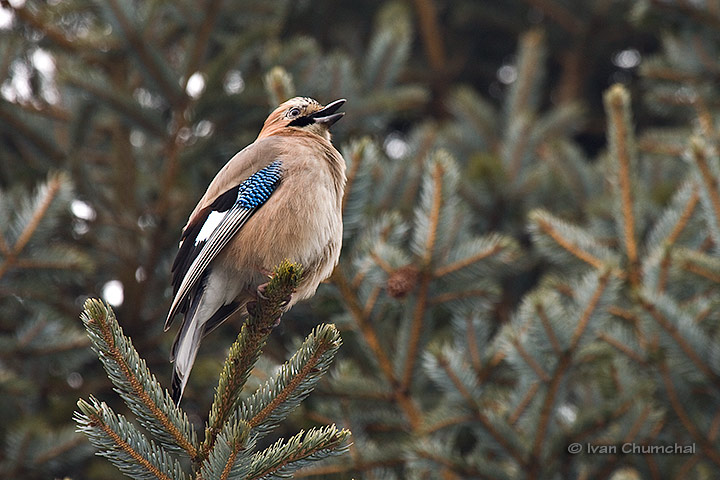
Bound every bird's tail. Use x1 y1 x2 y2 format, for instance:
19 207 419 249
169 293 244 405
170 317 203 405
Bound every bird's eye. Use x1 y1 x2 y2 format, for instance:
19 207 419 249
288 107 301 118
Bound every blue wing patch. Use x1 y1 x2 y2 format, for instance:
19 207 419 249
237 160 283 209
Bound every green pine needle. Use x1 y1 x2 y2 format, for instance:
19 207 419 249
80 299 199 458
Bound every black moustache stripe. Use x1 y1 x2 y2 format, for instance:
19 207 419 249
288 116 314 127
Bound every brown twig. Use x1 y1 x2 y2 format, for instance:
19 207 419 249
411 0 446 73
681 259 720 283
433 244 504 278
536 301 562 354
534 217 606 270
598 332 646 365
509 382 541 426
513 339 551 382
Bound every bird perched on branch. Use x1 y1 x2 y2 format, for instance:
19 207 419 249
165 97 347 403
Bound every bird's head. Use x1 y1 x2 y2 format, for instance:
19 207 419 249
258 97 346 140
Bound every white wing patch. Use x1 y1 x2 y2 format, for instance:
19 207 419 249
195 210 225 245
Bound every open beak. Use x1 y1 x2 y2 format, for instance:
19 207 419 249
311 99 346 127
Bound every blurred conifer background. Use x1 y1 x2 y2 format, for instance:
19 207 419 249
2 0 720 478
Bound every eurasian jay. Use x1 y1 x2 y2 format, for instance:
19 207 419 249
165 97 347 403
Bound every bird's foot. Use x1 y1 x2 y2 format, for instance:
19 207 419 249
257 281 292 307
246 282 292 320
256 281 269 300
246 283 269 316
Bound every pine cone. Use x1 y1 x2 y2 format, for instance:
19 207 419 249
386 265 420 298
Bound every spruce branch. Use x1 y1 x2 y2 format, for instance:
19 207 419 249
402 269 431 392
535 301 563 355
528 209 617 271
432 234 519 279
423 342 526 466
340 138 368 214
243 425 351 480
0 172 65 280
504 113 533 184
264 66 295 106
598 332 647 365
675 247 720 284
414 156 446 265
659 362 720 467
605 84 641 287
506 29 545 127
79 299 199 458
182 0 222 84
331 267 423 429
448 86 498 148
647 182 701 292
402 153 457 394
0 103 66 162
74 397 188 480
203 260 303 459
411 0 446 73
462 313 484 372
241 324 343 439
61 73 166 136
200 420 253 480
77 262 350 479
103 0 184 106
509 382 542 426
364 2 412 90
332 269 398 385
340 138 378 239
690 137 720 244
528 270 614 474
639 294 720 389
